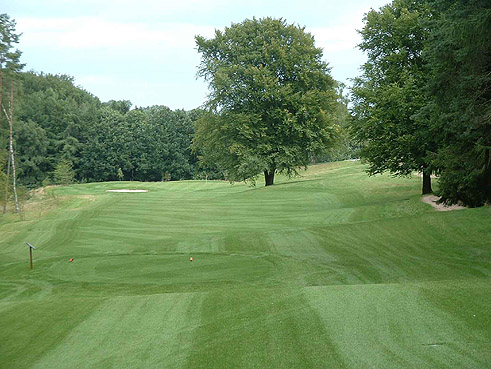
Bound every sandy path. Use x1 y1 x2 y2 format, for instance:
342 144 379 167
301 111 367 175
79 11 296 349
421 195 465 211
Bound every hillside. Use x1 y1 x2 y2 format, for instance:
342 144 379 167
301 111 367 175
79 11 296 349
0 161 490 368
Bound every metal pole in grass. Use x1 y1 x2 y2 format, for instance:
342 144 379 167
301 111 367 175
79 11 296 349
26 243 36 269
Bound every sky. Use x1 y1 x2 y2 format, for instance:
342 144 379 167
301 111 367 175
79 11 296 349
3 0 390 110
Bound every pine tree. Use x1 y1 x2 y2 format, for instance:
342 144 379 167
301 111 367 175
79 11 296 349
53 158 75 185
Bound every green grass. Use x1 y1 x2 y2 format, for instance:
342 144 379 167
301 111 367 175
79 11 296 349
1 161 490 368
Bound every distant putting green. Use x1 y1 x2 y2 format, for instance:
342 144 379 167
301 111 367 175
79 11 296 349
1 161 490 368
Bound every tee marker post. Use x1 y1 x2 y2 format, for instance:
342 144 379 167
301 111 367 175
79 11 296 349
26 242 36 269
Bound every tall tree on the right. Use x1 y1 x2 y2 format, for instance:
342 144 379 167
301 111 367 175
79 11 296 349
422 0 491 206
351 0 436 194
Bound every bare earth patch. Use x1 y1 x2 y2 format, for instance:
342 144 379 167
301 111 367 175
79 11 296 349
421 195 466 211
29 187 46 197
106 189 148 193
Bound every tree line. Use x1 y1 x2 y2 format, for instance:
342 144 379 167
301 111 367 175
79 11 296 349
1 0 490 212
3 71 215 189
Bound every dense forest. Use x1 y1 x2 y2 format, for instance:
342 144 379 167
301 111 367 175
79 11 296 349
1 0 490 210
4 72 204 186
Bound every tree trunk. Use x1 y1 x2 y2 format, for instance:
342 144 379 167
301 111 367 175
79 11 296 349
1 68 5 214
264 169 275 186
8 81 18 212
3 147 10 214
422 168 432 195
0 67 2 113
10 148 19 213
485 148 491 197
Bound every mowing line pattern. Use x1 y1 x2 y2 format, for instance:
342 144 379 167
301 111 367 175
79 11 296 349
1 161 490 368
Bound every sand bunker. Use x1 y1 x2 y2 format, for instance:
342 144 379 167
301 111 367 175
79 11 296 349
421 195 465 211
106 189 148 193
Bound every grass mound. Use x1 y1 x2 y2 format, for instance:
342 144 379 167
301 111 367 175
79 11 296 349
1 161 490 368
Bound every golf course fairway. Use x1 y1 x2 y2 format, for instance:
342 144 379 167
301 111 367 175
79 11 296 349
1 161 490 368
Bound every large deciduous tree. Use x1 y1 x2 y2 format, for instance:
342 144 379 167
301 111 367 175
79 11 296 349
194 17 338 186
423 0 491 206
351 0 436 194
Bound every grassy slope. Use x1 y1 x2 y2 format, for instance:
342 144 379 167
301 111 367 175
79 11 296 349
0 161 490 368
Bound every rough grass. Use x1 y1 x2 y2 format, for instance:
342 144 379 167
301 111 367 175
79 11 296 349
1 161 490 368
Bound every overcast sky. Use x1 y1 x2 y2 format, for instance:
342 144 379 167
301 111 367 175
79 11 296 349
3 0 390 110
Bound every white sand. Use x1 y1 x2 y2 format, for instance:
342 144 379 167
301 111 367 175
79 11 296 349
106 189 148 193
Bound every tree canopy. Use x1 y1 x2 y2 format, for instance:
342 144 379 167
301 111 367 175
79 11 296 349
350 0 436 194
7 72 205 187
194 17 339 186
350 0 490 205
0 13 23 77
422 0 491 206
16 72 101 186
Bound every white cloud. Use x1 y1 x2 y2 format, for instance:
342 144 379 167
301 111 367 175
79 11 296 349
76 74 208 109
76 74 116 86
11 0 389 108
307 7 369 54
309 24 361 53
17 17 216 50
10 0 228 19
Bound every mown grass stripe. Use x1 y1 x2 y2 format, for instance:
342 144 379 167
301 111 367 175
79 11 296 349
0 161 489 368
